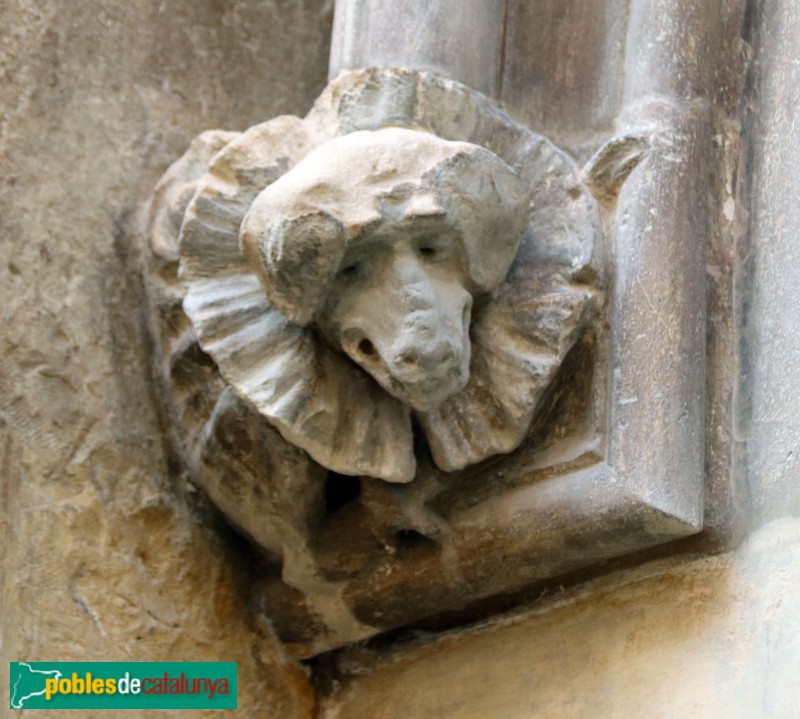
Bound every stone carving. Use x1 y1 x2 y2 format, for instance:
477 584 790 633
146 68 600 654
182 126 535 483
242 128 527 413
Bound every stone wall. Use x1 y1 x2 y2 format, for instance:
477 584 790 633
0 1 331 716
3 0 799 717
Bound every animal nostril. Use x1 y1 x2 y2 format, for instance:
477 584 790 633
358 338 376 358
401 353 417 367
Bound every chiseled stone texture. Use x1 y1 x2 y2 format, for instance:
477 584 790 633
0 0 330 715
149 68 601 654
322 518 800 719
742 0 800 525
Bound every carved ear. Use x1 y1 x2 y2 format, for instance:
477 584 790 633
582 131 649 204
241 207 347 326
434 149 529 293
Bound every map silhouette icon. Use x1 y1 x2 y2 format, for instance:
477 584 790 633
10 662 62 709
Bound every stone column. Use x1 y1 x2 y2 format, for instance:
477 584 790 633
329 0 507 98
743 0 800 525
607 0 726 523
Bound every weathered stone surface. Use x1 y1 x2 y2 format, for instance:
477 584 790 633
329 0 507 97
0 0 331 714
147 50 739 656
321 519 800 719
5 0 800 714
306 4 784 714
144 68 604 654
742 0 800 525
161 69 597 486
6 0 800 714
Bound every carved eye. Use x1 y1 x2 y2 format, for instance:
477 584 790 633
339 262 361 278
416 244 442 262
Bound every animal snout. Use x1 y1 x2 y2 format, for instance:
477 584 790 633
392 338 459 376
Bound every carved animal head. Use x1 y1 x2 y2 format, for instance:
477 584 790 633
240 128 528 411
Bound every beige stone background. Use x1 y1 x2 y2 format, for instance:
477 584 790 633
324 519 800 718
1 1 331 716
3 0 800 718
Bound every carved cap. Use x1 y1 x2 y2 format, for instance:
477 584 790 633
240 127 529 326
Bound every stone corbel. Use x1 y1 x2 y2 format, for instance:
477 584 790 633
145 63 704 656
